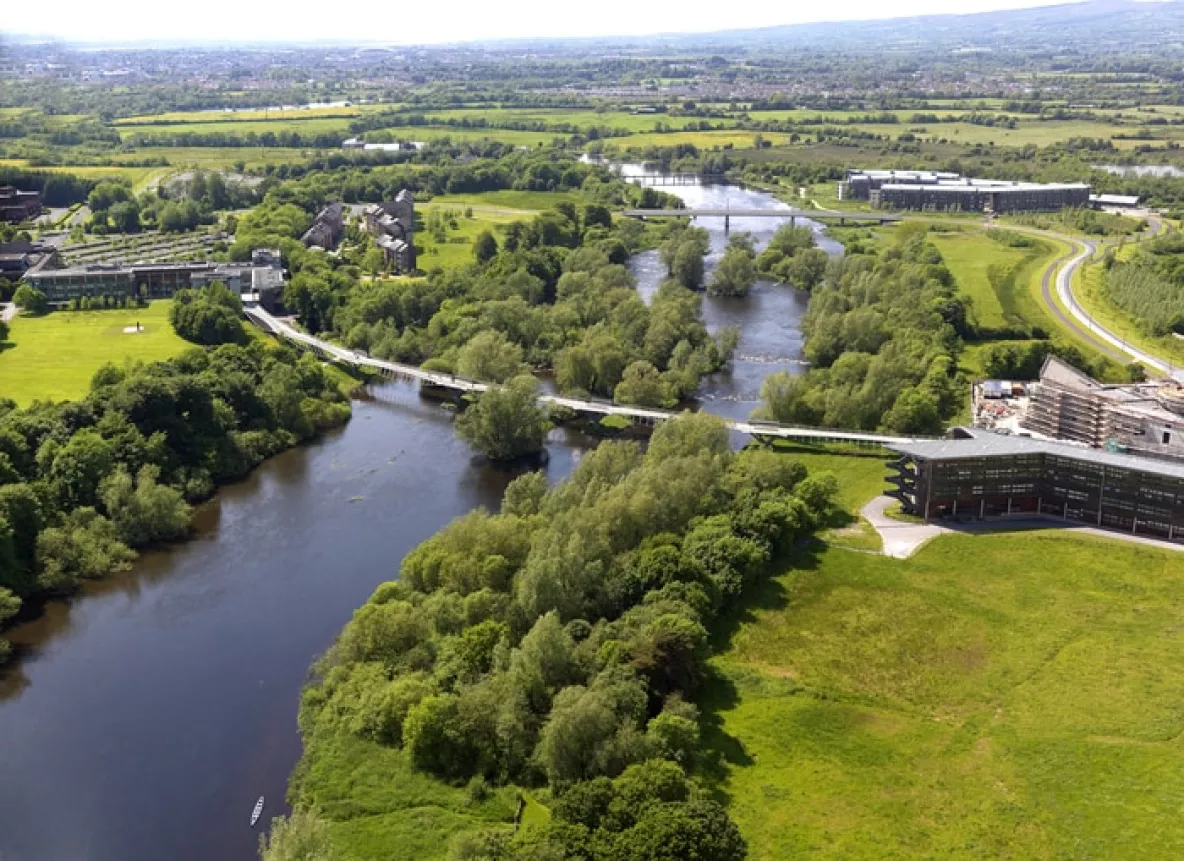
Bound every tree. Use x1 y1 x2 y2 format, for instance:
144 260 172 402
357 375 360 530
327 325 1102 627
100 464 191 546
0 319 8 343
108 200 141 234
35 507 135 593
456 376 551 461
0 587 19 663
170 283 247 345
671 242 705 291
614 361 674 408
473 230 499 265
259 808 340 861
12 285 47 315
456 331 526 383
709 235 757 297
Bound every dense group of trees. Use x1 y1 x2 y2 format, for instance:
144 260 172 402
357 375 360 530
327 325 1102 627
170 282 249 345
329 205 734 411
84 170 258 235
755 224 831 292
290 412 840 859
757 225 965 435
0 343 351 663
1102 233 1184 337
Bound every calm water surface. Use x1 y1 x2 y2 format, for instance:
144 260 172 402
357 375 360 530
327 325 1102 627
0 169 825 861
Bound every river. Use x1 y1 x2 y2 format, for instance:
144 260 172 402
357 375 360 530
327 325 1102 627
0 169 830 861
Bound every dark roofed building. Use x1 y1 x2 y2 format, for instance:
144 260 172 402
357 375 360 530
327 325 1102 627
887 427 1184 544
363 191 416 273
0 186 43 223
301 202 345 250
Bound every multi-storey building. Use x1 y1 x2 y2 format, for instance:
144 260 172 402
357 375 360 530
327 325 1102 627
839 169 1091 213
363 190 416 273
301 202 345 250
887 427 1184 545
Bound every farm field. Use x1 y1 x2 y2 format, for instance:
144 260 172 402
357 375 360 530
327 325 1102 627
704 530 1184 860
118 116 355 138
113 103 399 125
370 125 561 147
415 107 724 133
0 302 190 405
609 129 791 150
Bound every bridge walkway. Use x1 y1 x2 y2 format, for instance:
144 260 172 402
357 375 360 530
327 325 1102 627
245 307 918 447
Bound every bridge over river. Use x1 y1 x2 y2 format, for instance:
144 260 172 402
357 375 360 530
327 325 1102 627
246 307 918 447
620 208 901 229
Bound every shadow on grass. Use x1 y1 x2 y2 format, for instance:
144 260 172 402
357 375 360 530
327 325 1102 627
696 542 827 804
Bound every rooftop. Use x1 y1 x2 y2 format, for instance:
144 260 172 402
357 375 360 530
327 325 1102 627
891 427 1184 481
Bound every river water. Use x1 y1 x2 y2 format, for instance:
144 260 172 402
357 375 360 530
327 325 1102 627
0 170 828 861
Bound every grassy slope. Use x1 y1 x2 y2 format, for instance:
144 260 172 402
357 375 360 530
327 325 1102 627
929 232 1050 332
294 732 519 861
1073 244 1184 368
0 301 189 405
703 531 1184 860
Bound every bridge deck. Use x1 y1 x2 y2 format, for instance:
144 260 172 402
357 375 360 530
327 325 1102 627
245 307 917 446
619 208 900 222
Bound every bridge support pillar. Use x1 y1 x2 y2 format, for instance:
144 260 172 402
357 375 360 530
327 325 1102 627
724 214 730 234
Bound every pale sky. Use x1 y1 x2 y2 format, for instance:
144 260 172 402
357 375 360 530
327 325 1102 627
4 0 1082 46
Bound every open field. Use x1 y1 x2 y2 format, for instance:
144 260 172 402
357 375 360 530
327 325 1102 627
929 230 1055 332
414 107 714 133
118 116 355 139
610 129 792 150
704 530 1184 860
113 103 399 125
0 302 190 405
416 194 552 271
371 125 562 147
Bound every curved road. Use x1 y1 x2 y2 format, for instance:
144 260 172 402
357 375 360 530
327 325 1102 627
1026 218 1176 377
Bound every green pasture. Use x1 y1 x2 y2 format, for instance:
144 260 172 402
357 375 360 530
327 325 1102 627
0 302 190 405
610 129 791 150
416 195 553 271
371 125 561 147
413 107 712 133
113 103 399 125
705 531 1184 860
118 116 355 139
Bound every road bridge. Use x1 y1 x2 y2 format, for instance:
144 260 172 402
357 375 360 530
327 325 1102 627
628 173 727 187
245 306 919 447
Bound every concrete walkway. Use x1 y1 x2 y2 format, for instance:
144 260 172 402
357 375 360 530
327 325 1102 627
860 495 1184 559
861 496 948 559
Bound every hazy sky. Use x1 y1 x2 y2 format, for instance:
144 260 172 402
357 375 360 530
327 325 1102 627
5 0 1082 45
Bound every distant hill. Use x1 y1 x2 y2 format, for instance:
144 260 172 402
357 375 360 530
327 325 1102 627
492 1 1184 55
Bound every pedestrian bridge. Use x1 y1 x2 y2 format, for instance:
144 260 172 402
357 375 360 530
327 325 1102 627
619 208 901 224
245 307 917 447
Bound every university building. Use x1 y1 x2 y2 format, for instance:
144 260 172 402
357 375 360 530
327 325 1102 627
839 169 1091 213
887 427 1184 545
24 249 286 311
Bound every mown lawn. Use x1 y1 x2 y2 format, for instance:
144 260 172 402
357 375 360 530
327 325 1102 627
416 200 543 272
0 301 189 405
703 531 1184 860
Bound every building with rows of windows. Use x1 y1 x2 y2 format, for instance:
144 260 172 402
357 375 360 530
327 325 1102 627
887 427 1184 545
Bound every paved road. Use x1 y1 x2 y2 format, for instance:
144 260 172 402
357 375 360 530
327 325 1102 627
1017 219 1177 376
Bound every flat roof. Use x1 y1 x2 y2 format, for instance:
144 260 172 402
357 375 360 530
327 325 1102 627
881 181 1090 193
891 427 1184 481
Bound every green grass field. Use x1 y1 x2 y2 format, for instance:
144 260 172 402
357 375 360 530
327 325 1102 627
0 302 190 405
929 231 1055 333
118 116 355 139
704 530 1184 860
294 731 519 861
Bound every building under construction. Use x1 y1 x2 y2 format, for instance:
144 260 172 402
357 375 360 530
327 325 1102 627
1022 356 1184 460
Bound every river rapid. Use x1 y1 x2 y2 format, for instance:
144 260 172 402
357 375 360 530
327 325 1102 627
0 169 834 861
